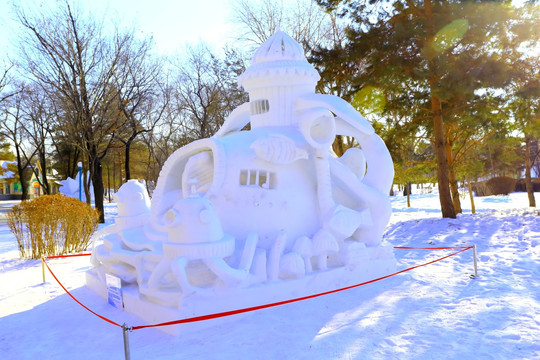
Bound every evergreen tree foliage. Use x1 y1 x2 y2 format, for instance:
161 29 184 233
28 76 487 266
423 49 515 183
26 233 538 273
313 0 538 217
0 136 15 161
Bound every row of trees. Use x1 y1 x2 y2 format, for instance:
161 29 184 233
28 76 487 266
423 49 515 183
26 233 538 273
0 0 538 221
0 1 249 221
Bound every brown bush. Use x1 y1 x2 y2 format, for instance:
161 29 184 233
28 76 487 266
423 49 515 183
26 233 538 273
474 176 517 197
7 194 99 259
515 178 540 192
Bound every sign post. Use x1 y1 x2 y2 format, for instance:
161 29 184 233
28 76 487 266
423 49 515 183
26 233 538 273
77 162 82 201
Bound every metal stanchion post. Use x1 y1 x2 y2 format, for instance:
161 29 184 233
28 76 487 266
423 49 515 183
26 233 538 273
42 258 46 283
78 162 82 202
122 323 131 360
469 244 478 279
473 244 478 278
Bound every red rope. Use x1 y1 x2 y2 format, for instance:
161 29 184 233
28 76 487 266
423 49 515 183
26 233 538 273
43 246 473 331
131 246 473 330
42 256 122 328
394 246 470 250
45 253 92 260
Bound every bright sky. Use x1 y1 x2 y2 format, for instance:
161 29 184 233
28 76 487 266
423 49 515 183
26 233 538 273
0 0 236 60
0 0 535 63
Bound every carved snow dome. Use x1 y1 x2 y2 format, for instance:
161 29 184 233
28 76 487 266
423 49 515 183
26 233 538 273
238 30 320 128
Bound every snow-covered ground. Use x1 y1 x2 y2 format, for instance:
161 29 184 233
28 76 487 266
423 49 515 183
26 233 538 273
1 192 539 360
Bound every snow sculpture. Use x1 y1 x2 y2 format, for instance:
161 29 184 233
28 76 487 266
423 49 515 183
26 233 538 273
58 171 94 202
86 30 395 335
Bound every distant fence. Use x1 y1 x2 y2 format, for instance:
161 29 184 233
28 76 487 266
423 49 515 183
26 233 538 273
514 178 540 192
473 176 540 196
0 194 22 201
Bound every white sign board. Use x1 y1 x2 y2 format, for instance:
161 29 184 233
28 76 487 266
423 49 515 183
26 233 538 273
105 274 123 310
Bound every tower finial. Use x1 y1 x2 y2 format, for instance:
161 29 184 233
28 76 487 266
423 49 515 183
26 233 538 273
237 30 320 91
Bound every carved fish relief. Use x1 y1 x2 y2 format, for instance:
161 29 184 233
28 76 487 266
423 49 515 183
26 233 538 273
250 134 309 164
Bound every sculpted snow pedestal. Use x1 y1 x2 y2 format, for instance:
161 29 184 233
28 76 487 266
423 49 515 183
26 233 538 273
86 30 395 334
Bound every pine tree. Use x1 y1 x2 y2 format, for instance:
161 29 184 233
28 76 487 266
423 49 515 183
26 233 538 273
314 0 535 218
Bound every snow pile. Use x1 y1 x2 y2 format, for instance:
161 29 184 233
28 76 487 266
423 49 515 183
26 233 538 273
0 192 539 359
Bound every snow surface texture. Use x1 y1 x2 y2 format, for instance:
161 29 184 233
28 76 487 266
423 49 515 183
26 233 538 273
1 192 539 359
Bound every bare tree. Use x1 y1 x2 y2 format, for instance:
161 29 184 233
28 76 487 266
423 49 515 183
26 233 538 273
230 0 340 52
0 62 17 104
112 37 166 181
139 84 180 190
171 43 247 141
0 62 17 175
20 84 54 194
1 85 37 200
16 1 136 222
48 100 81 180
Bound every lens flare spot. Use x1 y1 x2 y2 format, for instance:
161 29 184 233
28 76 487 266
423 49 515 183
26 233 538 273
432 19 469 53
352 86 386 116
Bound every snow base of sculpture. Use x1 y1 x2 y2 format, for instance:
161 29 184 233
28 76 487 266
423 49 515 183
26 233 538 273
86 245 395 335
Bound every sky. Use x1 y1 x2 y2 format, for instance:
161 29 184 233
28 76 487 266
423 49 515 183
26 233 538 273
0 0 236 61
1 0 536 62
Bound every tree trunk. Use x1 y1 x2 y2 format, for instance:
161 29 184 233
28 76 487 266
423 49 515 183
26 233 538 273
124 136 135 181
16 159 29 200
404 182 411 207
448 169 462 214
431 95 456 218
39 151 50 195
524 134 536 207
332 135 345 157
83 162 91 205
466 178 475 214
446 138 462 214
13 146 29 200
107 165 111 202
70 151 80 179
425 0 455 219
20 179 29 200
92 158 105 223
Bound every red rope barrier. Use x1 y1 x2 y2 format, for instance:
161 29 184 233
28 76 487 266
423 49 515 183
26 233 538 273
42 256 122 328
45 253 92 260
394 246 470 250
43 246 474 331
131 246 473 331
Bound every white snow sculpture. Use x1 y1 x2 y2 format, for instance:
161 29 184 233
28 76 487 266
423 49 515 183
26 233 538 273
87 30 395 335
58 171 94 202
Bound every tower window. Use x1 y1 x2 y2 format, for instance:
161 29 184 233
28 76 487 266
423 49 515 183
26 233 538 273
250 99 270 115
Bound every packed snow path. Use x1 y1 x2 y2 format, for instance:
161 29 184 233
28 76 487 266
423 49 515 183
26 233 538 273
0 193 539 359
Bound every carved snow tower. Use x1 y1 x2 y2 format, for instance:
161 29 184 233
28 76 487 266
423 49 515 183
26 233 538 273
87 31 395 334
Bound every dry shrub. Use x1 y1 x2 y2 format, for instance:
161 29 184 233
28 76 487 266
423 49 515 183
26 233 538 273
486 177 516 195
8 194 99 259
474 176 517 196
473 181 489 197
515 178 540 192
